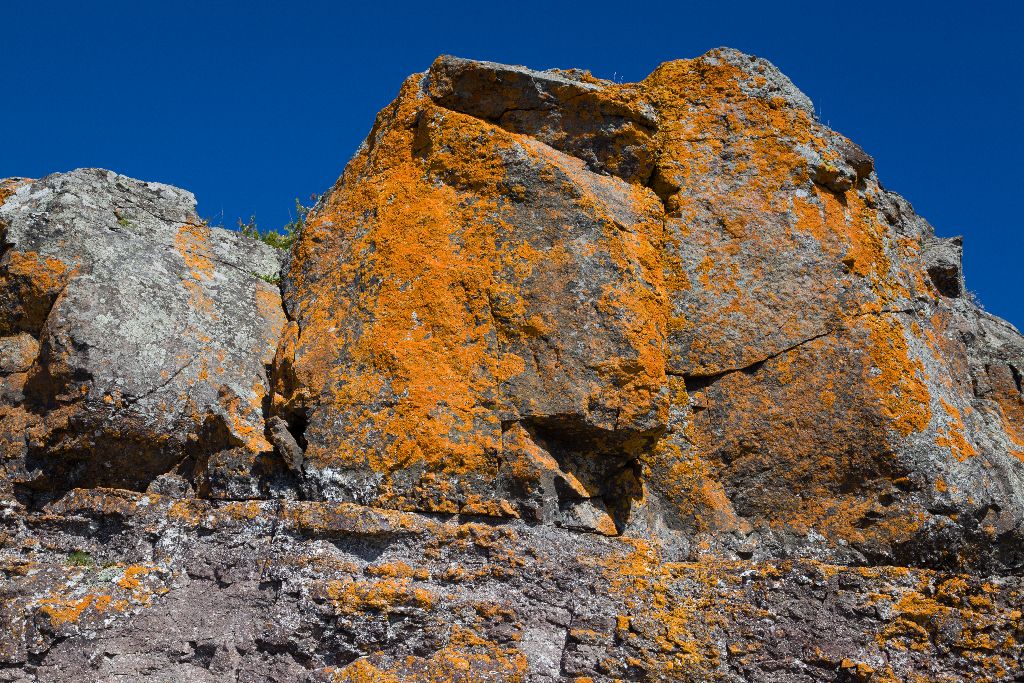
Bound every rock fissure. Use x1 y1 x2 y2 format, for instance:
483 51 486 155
671 307 921 385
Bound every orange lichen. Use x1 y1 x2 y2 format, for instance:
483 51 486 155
0 250 75 334
0 179 29 205
323 578 435 615
863 315 931 437
37 594 105 627
983 363 1024 459
584 540 734 676
366 560 430 580
217 385 273 453
33 563 167 629
270 50 994 574
282 69 668 513
175 223 215 281
254 282 287 363
935 398 979 462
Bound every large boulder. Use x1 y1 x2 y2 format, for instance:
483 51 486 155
0 169 287 502
275 51 1024 573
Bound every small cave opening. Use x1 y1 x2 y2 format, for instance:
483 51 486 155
521 415 653 535
926 263 963 298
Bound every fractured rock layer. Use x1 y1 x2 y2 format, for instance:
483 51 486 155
1 50 1023 682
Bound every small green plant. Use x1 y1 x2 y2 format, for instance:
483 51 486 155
253 272 281 285
67 550 95 567
239 197 313 251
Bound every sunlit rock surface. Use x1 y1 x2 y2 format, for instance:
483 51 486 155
1 50 1022 682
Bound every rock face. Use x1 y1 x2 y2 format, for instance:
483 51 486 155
0 169 286 501
2 51 1023 682
277 52 1024 571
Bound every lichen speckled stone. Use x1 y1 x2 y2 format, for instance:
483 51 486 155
0 169 286 500
1 50 1023 683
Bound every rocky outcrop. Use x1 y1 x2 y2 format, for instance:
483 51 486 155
0 169 286 502
275 51 1024 573
2 51 1023 682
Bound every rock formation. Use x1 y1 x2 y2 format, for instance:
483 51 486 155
1 50 1022 682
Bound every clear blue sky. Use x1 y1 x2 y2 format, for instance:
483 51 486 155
4 2 1022 328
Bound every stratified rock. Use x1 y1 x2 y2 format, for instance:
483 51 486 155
0 169 286 501
0 491 1021 682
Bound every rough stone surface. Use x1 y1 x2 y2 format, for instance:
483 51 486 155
0 169 286 501
2 50 1023 681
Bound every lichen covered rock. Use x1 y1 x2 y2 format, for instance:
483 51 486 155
2 50 1023 682
0 169 286 500
275 50 1024 573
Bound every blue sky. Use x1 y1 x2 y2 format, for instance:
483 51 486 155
3 1 1021 327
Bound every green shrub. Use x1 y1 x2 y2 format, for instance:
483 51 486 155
239 197 312 251
67 550 95 567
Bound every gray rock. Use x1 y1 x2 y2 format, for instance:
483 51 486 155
923 235 965 297
0 169 286 499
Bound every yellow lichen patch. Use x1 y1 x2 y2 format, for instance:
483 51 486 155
217 385 273 453
278 500 433 537
791 188 901 301
584 540 728 676
366 560 430 580
327 624 528 683
175 223 215 281
638 51 921 381
935 398 979 462
167 498 208 526
0 178 32 205
33 563 168 630
0 251 75 333
174 222 219 320
422 523 526 582
328 659 402 683
254 282 287 363
37 594 115 627
643 433 746 539
292 105 513 492
875 573 1020 675
46 487 149 517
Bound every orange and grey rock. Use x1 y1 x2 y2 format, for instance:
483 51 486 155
1 51 1023 682
277 50 1024 573
0 169 286 501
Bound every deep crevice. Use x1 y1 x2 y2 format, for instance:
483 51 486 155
1010 363 1023 396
